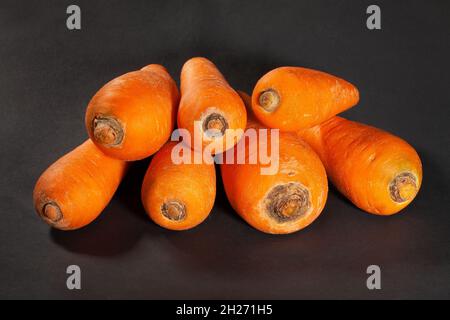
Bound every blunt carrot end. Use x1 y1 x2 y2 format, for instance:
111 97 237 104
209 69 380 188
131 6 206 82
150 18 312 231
161 200 187 221
258 89 280 113
264 182 311 223
141 142 216 231
85 64 179 161
220 92 327 234
389 172 418 203
92 116 124 147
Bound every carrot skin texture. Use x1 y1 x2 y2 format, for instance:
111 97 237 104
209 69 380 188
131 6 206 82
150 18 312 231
85 64 179 161
141 142 216 231
298 116 423 215
33 140 127 230
221 92 328 234
178 57 247 154
251 67 359 131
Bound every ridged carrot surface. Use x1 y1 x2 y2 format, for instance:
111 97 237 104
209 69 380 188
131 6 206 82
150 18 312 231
298 116 422 215
221 92 328 234
33 140 127 230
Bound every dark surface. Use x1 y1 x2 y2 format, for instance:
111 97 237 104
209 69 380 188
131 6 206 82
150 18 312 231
0 0 449 299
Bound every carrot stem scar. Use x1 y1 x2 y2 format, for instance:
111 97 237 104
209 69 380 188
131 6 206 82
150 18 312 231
258 89 280 112
42 202 63 223
161 200 187 221
93 116 124 147
202 112 228 138
389 172 418 203
265 182 311 222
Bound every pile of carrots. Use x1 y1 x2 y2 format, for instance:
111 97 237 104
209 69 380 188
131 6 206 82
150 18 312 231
33 57 422 234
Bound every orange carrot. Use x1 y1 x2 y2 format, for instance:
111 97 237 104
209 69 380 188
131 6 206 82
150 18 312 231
85 64 179 161
178 57 247 154
221 92 328 234
141 141 216 231
251 67 359 131
33 140 127 230
298 116 423 215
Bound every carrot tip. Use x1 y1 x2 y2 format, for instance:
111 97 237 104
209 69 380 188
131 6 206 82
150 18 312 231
42 202 63 224
258 89 280 112
92 116 124 147
140 64 168 74
202 112 228 138
264 182 311 223
161 200 186 221
389 172 418 203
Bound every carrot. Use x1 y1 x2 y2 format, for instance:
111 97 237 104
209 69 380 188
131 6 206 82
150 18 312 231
297 116 422 215
141 141 216 231
85 64 179 161
251 67 359 131
33 140 127 230
177 57 247 154
221 92 328 234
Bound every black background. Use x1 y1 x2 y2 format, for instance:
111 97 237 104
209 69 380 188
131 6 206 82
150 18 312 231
1 0 449 299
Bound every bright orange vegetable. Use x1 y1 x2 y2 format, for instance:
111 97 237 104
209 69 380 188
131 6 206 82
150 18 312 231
251 67 359 131
178 57 247 154
298 116 423 215
141 141 216 231
221 92 328 234
85 64 179 161
33 140 127 230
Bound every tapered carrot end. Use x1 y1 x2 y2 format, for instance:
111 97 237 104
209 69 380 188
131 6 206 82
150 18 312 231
344 82 360 107
264 182 311 222
161 200 186 221
202 112 229 138
42 202 63 224
389 172 418 203
92 116 124 147
258 89 280 112
140 64 168 74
